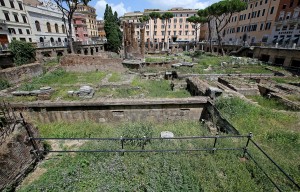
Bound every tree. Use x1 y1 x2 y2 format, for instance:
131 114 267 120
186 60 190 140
207 0 247 55
104 4 122 53
160 12 173 51
149 12 161 49
53 0 90 53
187 15 207 49
9 40 35 65
198 9 213 53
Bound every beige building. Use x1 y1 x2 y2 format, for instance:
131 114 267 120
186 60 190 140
222 0 280 45
121 8 199 49
75 4 98 41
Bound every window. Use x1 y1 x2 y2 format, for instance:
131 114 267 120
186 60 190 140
62 25 65 33
55 23 59 33
185 25 188 29
290 0 294 7
237 27 240 32
29 38 32 42
26 29 30 34
18 28 22 34
146 31 149 36
180 25 182 29
174 25 176 28
0 0 5 6
260 0 262 5
161 25 165 29
282 4 286 9
10 1 14 8
161 31 165 35
168 31 171 35
174 18 177 23
18 2 23 10
282 25 287 30
8 28 16 34
35 21 41 31
146 25 149 29
255 2 258 6
154 25 157 29
13 14 19 22
270 7 274 14
250 4 253 8
179 18 183 23
185 31 188 35
22 15 27 23
262 9 265 16
257 10 260 17
154 31 157 35
289 24 295 30
179 31 182 35
173 31 176 36
4 12 10 21
248 13 251 19
265 0 268 3
47 22 51 32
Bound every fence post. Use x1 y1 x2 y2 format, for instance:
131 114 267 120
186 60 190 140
243 132 252 158
120 136 124 156
20 113 41 161
212 133 219 154
142 136 146 150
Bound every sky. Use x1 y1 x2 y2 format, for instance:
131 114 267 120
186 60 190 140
91 0 219 20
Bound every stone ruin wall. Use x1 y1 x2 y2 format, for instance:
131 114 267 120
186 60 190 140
60 54 124 72
13 98 208 124
0 123 43 190
123 22 145 60
0 63 43 84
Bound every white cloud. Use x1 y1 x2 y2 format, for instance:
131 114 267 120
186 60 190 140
147 0 218 10
95 0 131 20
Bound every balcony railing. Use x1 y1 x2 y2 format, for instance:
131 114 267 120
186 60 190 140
37 41 68 48
275 17 300 25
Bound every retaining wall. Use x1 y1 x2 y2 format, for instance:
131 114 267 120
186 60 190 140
11 97 208 123
60 54 124 72
0 63 43 84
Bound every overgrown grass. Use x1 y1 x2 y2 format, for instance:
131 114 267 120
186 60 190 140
246 95 298 111
0 79 10 90
271 76 300 84
18 121 276 191
216 97 300 190
108 73 122 82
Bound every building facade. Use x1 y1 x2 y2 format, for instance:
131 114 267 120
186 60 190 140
271 0 300 47
96 20 106 41
0 0 31 46
24 0 74 47
222 0 280 45
121 8 199 49
74 4 98 42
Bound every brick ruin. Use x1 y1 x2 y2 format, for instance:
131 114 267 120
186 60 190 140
123 22 145 60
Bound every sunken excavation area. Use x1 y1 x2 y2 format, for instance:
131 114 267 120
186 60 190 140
0 52 299 191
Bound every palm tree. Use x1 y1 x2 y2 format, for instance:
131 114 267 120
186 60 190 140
149 12 161 50
160 12 174 51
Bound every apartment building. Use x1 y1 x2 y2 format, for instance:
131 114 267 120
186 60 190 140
222 0 280 45
74 4 98 41
121 8 198 47
271 0 300 47
96 20 106 41
24 0 74 46
0 0 31 45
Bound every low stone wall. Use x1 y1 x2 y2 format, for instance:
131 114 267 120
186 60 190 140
60 54 124 72
11 97 208 123
0 63 43 84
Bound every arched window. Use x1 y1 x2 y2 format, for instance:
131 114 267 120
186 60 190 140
50 37 54 42
39 37 44 42
55 23 59 33
58 38 61 42
64 38 67 42
35 21 41 31
62 25 65 33
47 22 51 32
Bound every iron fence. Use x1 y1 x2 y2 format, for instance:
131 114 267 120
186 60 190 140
28 131 300 191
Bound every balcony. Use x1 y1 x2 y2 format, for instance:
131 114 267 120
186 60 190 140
275 17 300 25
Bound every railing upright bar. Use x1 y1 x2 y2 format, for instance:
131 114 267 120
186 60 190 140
243 132 252 157
250 139 300 190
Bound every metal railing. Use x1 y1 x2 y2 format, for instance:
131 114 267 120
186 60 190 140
27 131 300 191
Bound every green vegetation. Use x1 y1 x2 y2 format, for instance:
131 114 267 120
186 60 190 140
246 95 298 111
104 4 122 53
271 76 300 84
19 121 276 191
108 72 121 82
96 77 190 98
216 97 300 190
0 78 10 90
9 40 35 65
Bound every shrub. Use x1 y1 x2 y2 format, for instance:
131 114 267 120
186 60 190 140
0 78 10 90
9 40 35 65
120 123 154 147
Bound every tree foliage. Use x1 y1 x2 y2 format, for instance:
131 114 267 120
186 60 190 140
104 4 122 53
8 40 35 65
187 16 207 42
